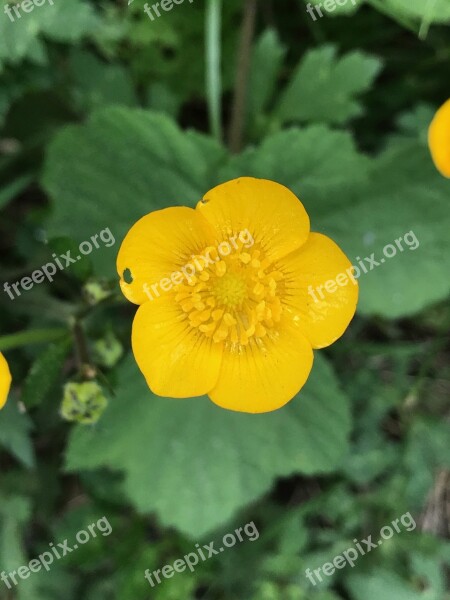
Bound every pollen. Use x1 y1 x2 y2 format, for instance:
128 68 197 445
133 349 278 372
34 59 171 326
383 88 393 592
174 243 284 346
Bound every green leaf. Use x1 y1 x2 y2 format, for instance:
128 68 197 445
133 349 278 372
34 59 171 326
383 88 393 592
410 554 447 600
65 353 351 537
0 493 76 600
404 418 450 509
69 50 137 112
0 400 35 468
247 29 286 126
318 136 450 318
146 82 182 118
0 494 31 573
42 107 228 276
22 338 71 408
275 46 382 126
369 0 450 24
40 0 101 42
0 0 100 68
18 570 77 600
219 125 370 215
0 15 47 68
346 570 424 600
396 104 435 140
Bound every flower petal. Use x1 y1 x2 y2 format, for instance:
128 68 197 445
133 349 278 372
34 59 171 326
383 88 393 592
197 178 310 261
428 98 450 178
0 352 11 409
117 207 215 305
281 233 358 349
132 298 223 398
208 321 313 413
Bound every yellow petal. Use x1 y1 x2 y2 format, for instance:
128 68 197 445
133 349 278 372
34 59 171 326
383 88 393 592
428 98 450 178
0 352 12 409
197 178 310 261
117 207 215 305
208 320 313 413
132 298 223 398
281 233 358 349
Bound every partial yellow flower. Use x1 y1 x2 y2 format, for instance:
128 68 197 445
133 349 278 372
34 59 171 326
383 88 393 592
428 98 450 178
117 178 358 413
0 352 12 409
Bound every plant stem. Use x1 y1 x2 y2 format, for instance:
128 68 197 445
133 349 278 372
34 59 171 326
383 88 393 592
0 328 67 352
206 0 223 142
228 0 258 153
73 321 96 380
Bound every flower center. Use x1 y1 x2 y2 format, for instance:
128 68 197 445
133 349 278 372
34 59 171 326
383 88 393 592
213 273 247 308
173 240 284 346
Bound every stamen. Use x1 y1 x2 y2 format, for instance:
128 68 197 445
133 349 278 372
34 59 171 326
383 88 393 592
173 238 284 346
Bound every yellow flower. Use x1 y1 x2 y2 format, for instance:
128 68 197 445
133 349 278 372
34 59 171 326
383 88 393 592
0 352 12 409
117 178 358 413
428 98 450 178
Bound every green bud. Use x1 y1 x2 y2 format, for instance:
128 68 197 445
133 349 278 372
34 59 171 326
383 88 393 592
83 280 111 305
61 381 108 425
93 332 123 368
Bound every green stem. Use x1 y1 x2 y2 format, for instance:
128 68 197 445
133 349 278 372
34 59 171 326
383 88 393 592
228 0 258 153
73 321 96 380
0 328 67 352
206 0 223 142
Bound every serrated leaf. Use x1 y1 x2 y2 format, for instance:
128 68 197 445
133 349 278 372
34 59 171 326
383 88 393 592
65 354 351 537
0 400 35 468
275 46 382 126
69 49 137 112
219 125 370 215
22 339 71 408
0 15 48 68
248 29 286 120
0 0 99 68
